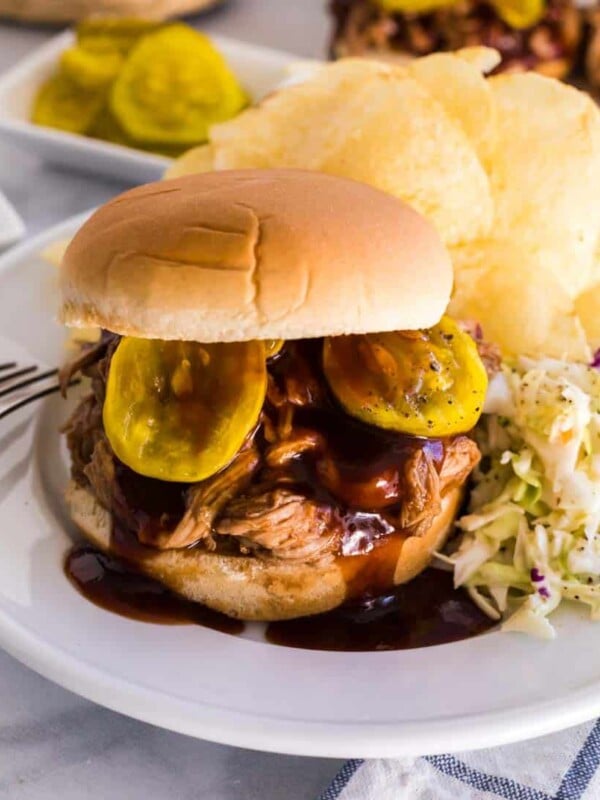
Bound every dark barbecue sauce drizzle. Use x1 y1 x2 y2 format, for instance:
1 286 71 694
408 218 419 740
266 569 493 651
64 338 494 649
64 548 492 648
265 341 445 562
65 547 244 633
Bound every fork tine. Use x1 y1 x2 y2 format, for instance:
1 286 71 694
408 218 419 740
0 365 38 385
0 362 17 371
0 368 58 398
0 378 79 421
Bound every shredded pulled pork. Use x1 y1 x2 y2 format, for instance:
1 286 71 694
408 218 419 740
439 435 482 489
265 429 325 468
62 333 119 497
146 448 261 550
399 437 480 534
216 488 338 563
399 448 441 533
83 436 116 513
63 393 103 484
459 320 502 378
59 332 116 396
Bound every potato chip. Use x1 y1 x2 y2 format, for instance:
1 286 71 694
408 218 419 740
206 59 492 247
165 55 599 366
456 47 501 74
589 242 600 286
407 51 497 165
40 238 71 268
488 73 600 298
449 238 591 361
278 59 324 89
65 326 101 352
575 284 600 351
164 143 214 179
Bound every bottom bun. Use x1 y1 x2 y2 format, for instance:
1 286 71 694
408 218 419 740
66 480 462 621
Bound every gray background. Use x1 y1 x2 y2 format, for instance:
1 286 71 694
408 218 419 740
0 2 345 797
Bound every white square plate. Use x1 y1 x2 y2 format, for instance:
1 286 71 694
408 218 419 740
0 31 296 184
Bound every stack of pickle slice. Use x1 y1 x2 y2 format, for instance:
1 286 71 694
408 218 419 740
32 20 248 156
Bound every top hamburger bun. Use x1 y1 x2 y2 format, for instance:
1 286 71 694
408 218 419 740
60 169 452 343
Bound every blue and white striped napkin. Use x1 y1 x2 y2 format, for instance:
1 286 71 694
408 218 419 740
319 721 600 800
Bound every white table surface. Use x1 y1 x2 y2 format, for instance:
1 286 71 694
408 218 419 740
0 2 344 797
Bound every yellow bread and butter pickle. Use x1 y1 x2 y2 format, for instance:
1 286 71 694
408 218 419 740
102 322 485 483
264 339 284 358
32 20 248 155
374 0 544 31
103 339 267 483
323 318 488 437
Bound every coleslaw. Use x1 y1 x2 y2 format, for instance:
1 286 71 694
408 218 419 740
449 356 600 638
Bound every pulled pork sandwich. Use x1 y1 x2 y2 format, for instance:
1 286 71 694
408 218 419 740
60 168 489 621
330 0 585 81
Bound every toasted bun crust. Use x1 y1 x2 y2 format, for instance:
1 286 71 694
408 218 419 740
66 480 462 621
60 169 452 342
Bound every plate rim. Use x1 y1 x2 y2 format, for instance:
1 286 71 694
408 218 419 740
0 215 599 758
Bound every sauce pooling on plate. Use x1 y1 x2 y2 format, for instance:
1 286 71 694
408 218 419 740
266 569 494 651
65 547 245 634
65 548 493 649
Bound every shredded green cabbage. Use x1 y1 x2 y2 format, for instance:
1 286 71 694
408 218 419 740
450 357 600 638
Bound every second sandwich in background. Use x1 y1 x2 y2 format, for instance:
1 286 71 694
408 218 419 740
330 0 599 88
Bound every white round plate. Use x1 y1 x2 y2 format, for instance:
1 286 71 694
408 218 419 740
1 214 600 759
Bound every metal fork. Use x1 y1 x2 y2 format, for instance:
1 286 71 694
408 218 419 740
0 361 76 421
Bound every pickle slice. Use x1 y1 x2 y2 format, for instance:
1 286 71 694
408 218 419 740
493 0 544 29
375 0 543 26
60 46 124 91
32 74 105 134
374 0 459 15
109 24 248 146
89 106 190 156
323 317 488 437
76 18 161 55
264 339 284 358
88 105 131 145
104 339 266 482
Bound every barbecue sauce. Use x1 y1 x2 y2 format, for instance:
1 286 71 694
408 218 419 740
64 547 493 648
65 546 244 633
266 569 494 651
